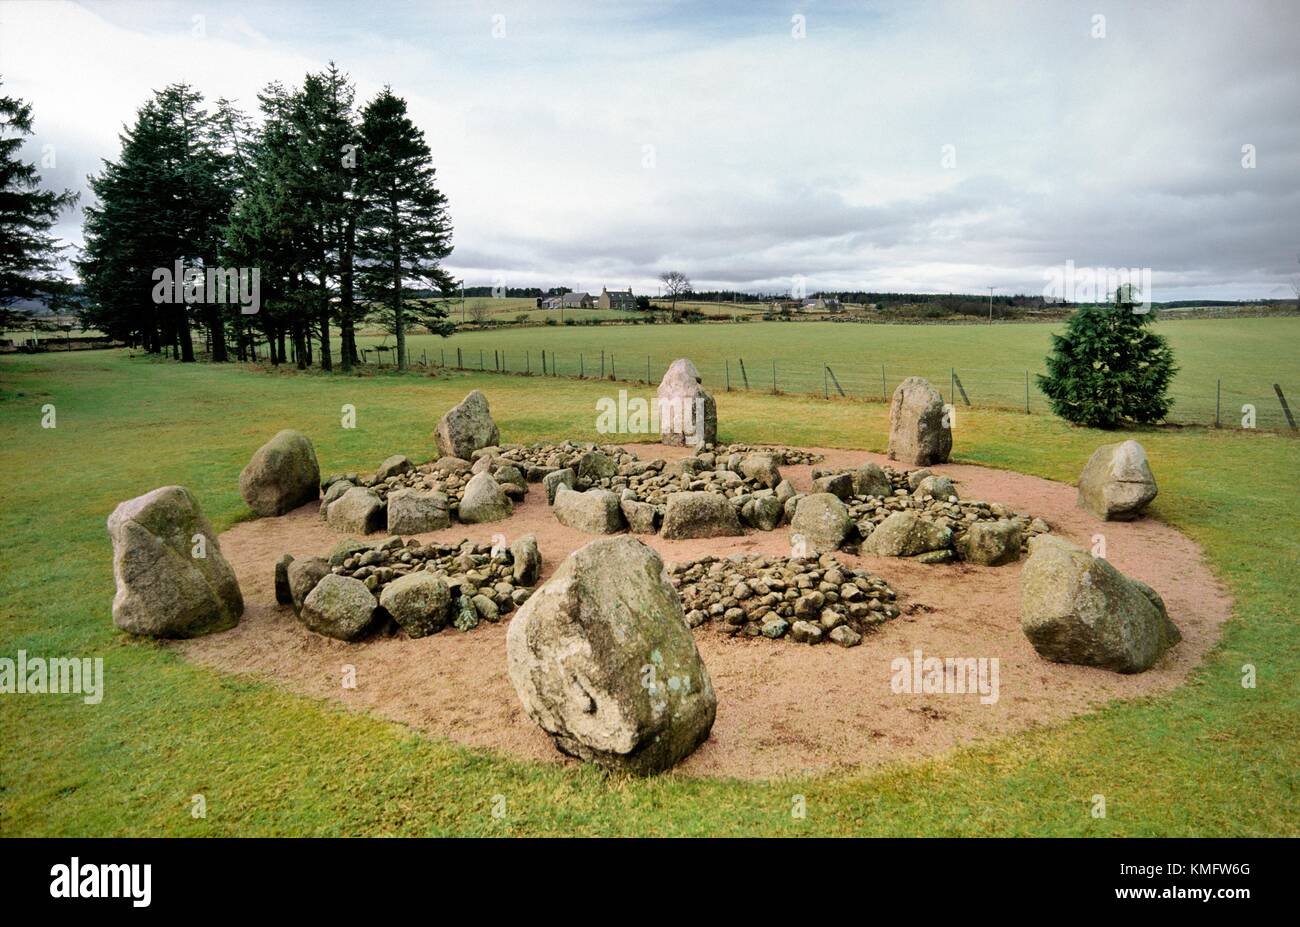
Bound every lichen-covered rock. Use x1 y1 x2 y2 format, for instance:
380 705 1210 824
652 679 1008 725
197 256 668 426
107 486 243 638
738 453 781 488
789 620 824 644
319 478 353 520
435 390 500 460
957 519 1022 566
657 358 717 447
621 499 659 534
661 491 743 540
505 536 716 774
327 486 385 535
740 495 783 531
239 430 320 516
386 488 450 534
1020 535 1181 673
789 493 852 554
543 467 575 504
576 450 617 482
510 534 542 586
300 574 378 641
375 454 414 482
852 463 892 498
553 486 624 534
862 511 952 557
887 377 951 466
287 556 330 614
813 472 855 500
1077 440 1158 520
457 471 512 523
378 572 450 638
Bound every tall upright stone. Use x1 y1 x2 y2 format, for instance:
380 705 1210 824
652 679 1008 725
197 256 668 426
239 430 320 516
506 537 716 774
435 390 500 460
887 377 951 466
657 358 717 447
107 486 243 638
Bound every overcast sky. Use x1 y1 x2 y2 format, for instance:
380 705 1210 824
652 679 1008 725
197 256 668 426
2 0 1297 300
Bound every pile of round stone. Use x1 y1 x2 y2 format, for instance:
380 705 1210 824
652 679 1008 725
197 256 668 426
491 441 639 481
575 451 779 509
705 443 825 466
829 465 1051 555
668 553 899 647
329 536 535 630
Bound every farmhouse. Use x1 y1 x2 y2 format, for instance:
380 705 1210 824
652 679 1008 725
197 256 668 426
541 292 593 310
598 287 636 311
803 297 842 311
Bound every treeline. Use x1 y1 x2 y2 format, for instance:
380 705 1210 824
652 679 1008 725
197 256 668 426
77 63 454 370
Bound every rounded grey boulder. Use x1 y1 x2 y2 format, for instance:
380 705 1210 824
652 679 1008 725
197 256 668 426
553 486 625 534
862 511 953 557
239 430 320 516
457 471 513 523
505 536 716 774
326 486 385 535
1077 440 1157 520
378 572 450 638
300 574 378 641
107 486 243 638
789 493 852 554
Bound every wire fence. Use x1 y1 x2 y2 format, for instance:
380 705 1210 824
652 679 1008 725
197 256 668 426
240 338 1298 433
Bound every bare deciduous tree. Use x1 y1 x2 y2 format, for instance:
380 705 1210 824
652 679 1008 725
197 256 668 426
659 270 691 319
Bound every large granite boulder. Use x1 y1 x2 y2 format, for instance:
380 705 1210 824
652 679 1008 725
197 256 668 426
326 486 385 535
660 491 743 540
435 390 500 460
887 377 951 466
239 430 320 516
657 358 717 447
300 574 378 641
107 486 244 638
1020 535 1180 673
553 487 625 534
378 572 451 638
956 519 1021 565
852 463 892 498
862 511 953 557
789 493 852 554
738 453 781 488
386 488 450 534
1077 440 1158 520
457 471 512 523
505 536 716 774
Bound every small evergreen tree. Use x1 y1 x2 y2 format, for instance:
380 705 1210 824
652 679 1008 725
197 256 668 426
1038 287 1177 428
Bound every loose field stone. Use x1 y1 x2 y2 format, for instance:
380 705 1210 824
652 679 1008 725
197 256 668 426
107 486 244 638
511 534 542 585
239 430 320 516
288 556 331 614
274 554 294 605
506 536 716 774
957 519 1022 566
375 454 414 482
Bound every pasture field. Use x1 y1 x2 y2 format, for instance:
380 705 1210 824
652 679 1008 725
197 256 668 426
0 349 1296 836
352 315 1300 430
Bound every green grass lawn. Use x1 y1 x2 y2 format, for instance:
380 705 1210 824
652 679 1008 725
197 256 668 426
1 350 1296 836
347 316 1300 430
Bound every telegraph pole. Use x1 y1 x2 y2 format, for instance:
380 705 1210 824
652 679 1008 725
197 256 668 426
988 286 995 323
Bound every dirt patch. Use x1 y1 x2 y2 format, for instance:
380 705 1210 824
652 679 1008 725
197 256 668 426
177 446 1232 782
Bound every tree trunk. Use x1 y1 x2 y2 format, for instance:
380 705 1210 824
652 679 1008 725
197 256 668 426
293 321 307 370
317 263 332 372
177 305 195 362
340 218 356 372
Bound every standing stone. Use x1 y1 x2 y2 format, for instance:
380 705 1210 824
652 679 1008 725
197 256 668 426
300 574 378 641
789 493 852 555
887 377 951 466
107 486 243 638
457 471 513 523
239 430 320 516
1020 535 1181 673
543 467 575 504
1077 440 1158 520
657 358 717 447
435 390 501 460
386 488 451 534
326 486 385 535
378 572 451 638
553 487 626 534
505 536 716 774
274 554 294 605
661 491 744 540
510 534 542 586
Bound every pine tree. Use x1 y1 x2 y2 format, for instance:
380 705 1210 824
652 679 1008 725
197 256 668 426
1038 288 1177 428
356 87 455 370
0 79 79 323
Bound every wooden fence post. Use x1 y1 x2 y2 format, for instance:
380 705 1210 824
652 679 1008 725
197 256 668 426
1275 383 1297 430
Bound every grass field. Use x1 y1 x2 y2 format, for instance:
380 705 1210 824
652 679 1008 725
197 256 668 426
350 316 1300 430
0 349 1296 836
